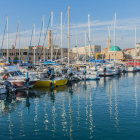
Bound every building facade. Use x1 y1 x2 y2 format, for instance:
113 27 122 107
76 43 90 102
0 46 68 63
72 45 101 58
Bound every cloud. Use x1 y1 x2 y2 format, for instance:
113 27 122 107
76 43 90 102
0 17 140 50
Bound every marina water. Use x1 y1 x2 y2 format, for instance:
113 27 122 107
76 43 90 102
0 73 140 140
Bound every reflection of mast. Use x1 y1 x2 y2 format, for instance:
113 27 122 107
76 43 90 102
34 98 39 133
8 113 13 138
108 80 112 118
134 74 138 115
84 83 89 126
52 103 56 133
19 101 25 136
68 91 73 140
114 79 119 129
77 90 80 127
44 94 48 131
61 92 68 133
89 88 93 139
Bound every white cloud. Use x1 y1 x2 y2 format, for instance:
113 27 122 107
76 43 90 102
0 17 140 50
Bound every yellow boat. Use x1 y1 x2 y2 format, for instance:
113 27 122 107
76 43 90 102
34 78 68 87
34 80 51 87
54 78 68 86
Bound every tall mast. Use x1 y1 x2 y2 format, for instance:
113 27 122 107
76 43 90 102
33 24 36 64
51 12 53 61
19 21 21 63
135 26 136 48
108 27 111 50
85 32 87 63
68 6 70 70
43 16 45 62
76 32 78 63
134 26 137 64
7 16 9 63
61 11 63 62
88 14 91 59
114 12 116 60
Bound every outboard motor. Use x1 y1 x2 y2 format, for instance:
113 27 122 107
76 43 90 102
4 81 16 93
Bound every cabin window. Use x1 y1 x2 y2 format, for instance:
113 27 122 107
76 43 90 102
17 71 24 76
9 71 19 76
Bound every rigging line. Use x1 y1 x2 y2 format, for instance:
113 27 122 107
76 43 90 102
27 27 34 63
40 15 51 60
0 21 7 58
35 19 44 63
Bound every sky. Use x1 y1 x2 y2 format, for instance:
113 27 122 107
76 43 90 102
0 0 140 49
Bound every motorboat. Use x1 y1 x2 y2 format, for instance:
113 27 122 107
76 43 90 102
0 66 38 90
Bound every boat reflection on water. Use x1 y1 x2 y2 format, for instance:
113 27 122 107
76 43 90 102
0 73 139 139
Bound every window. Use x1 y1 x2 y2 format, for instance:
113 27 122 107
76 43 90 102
17 71 24 76
23 52 27 55
9 71 19 77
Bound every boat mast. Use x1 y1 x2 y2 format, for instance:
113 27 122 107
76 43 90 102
7 16 9 63
85 31 87 64
114 12 116 61
76 32 78 64
51 12 53 61
33 24 36 64
134 26 137 65
135 26 136 48
43 16 45 62
68 6 70 71
88 14 91 59
61 11 63 63
108 27 111 62
18 22 20 63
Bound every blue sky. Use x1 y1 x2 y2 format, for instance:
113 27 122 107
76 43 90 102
0 0 140 49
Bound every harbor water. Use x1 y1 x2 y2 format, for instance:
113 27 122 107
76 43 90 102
0 73 140 140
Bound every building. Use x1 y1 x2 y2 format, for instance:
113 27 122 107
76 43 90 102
72 45 101 59
102 45 124 60
0 46 68 63
0 28 71 63
101 32 124 61
136 43 140 49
